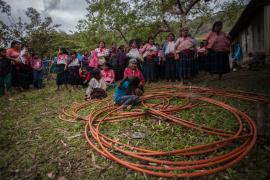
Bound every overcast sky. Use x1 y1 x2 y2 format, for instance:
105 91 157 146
0 0 88 33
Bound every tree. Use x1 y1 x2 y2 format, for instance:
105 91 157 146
0 0 63 58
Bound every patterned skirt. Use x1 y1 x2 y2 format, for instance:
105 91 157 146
56 64 68 85
206 50 230 74
142 58 156 81
176 51 197 79
68 66 80 85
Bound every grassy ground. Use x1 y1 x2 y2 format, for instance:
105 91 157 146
0 67 270 180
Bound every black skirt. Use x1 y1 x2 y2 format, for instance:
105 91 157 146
165 54 176 80
206 50 230 74
142 58 156 81
68 66 80 85
198 54 207 71
56 64 68 85
12 63 32 89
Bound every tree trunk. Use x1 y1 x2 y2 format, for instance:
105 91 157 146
116 28 128 43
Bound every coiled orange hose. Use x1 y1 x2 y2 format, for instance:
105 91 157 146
59 85 269 177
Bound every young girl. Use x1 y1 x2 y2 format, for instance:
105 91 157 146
85 68 107 100
197 40 207 72
31 54 43 89
68 51 81 90
101 62 115 88
114 77 143 109
123 58 144 90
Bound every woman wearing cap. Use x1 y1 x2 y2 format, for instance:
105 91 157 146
124 58 144 90
175 27 197 84
204 21 230 79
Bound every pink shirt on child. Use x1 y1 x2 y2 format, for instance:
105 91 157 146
124 67 145 86
204 32 230 52
101 69 115 83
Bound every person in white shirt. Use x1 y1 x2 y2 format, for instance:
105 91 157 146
162 33 176 81
85 68 107 100
95 41 110 66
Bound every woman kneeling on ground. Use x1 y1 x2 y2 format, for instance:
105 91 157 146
114 77 143 109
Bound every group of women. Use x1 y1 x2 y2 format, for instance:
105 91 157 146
0 21 231 103
0 41 43 96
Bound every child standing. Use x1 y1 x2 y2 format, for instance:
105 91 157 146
31 54 43 89
101 63 116 88
85 68 107 100
197 40 207 72
114 77 143 109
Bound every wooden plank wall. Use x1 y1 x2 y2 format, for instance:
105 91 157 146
233 5 270 64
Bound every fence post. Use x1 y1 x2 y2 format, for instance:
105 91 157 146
256 102 268 136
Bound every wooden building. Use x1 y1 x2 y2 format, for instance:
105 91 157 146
230 0 270 64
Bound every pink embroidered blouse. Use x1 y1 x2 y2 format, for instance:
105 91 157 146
204 32 230 52
124 67 145 86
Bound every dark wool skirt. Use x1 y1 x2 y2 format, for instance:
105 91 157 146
56 64 68 85
176 51 197 79
68 66 80 85
142 58 156 81
12 64 33 89
198 54 207 72
206 50 230 74
165 54 176 80
156 62 165 80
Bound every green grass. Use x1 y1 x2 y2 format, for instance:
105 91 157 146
0 67 270 179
